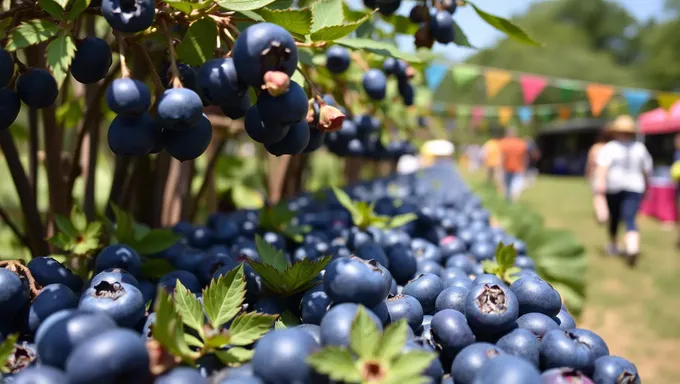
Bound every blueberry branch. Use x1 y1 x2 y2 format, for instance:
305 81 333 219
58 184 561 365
133 41 166 97
159 18 183 89
115 32 131 78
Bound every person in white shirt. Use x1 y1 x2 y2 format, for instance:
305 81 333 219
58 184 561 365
594 115 652 266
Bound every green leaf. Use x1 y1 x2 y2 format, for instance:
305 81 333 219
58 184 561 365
332 186 361 218
48 233 71 249
275 310 301 329
468 3 541 46
39 0 65 20
349 306 381 359
310 15 371 42
110 203 135 244
217 0 276 11
377 319 408 361
495 242 517 270
70 205 87 232
55 0 69 7
215 347 254 364
184 333 205 348
259 8 313 39
133 223 152 241
152 289 197 364
452 20 474 48
387 350 437 380
176 18 218 67
0 333 18 373
6 20 60 51
306 347 361 382
203 264 246 328
134 229 182 255
164 0 212 13
54 214 78 238
46 34 76 86
174 280 205 335
248 255 331 296
228 312 278 346
65 0 91 20
310 0 345 32
255 235 289 272
335 37 423 63
205 332 231 348
388 213 418 229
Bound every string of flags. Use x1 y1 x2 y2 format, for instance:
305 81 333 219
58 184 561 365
424 63 680 119
431 100 592 126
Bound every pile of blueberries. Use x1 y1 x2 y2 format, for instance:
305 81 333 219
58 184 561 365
0 165 639 383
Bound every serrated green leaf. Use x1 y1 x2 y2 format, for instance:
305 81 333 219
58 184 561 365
388 213 418 229
377 319 408 361
332 186 361 218
267 0 294 9
70 205 87 232
238 10 265 21
0 333 18 373
133 229 182 255
228 312 278 346
185 333 205 348
275 310 301 329
310 15 371 42
6 20 59 51
174 280 205 335
46 34 76 86
481 259 499 275
255 235 289 272
386 350 437 380
452 20 474 48
350 306 381 359
217 0 276 11
468 3 541 46
54 214 78 238
152 289 197 364
311 0 345 32
259 8 313 39
39 0 65 20
203 264 246 328
215 347 254 364
65 0 91 21
335 37 423 63
248 255 331 296
176 18 218 67
306 347 361 382
164 0 212 13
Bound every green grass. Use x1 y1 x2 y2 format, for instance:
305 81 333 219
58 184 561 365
507 175 680 383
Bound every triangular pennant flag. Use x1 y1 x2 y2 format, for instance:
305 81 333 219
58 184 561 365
517 106 533 125
556 79 582 101
622 89 651 116
558 105 572 120
498 106 514 125
484 106 497 116
519 75 548 104
456 105 471 117
447 105 457 117
452 65 480 86
472 106 484 120
536 106 553 122
586 84 615 117
425 64 449 91
484 69 513 99
574 103 589 117
657 92 680 111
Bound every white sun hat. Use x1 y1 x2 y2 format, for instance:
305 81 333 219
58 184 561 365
421 139 455 157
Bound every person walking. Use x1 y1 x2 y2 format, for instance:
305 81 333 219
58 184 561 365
593 115 652 266
523 137 540 189
482 136 502 193
586 127 611 224
499 127 529 202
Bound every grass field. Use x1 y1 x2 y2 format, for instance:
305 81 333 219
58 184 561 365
501 174 680 383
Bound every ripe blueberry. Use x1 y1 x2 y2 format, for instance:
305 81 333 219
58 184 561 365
157 88 204 129
11 366 68 384
0 268 29 321
510 275 562 317
28 284 79 333
325 46 350 74
71 37 112 84
94 244 142 277
362 68 387 100
517 312 560 339
164 114 213 161
386 244 417 285
264 119 311 156
0 48 14 87
102 0 156 33
233 23 298 87
155 367 207 384
319 303 383 347
78 281 145 328
376 0 401 16
303 126 326 153
220 92 251 120
90 268 140 289
106 78 151 116
402 273 444 314
451 342 505 384
197 58 247 106
385 294 423 330
256 80 308 128
159 270 202 294
539 329 596 373
570 328 610 360
300 284 331 325
244 105 290 144
323 257 390 307
495 328 540 367
592 355 640 384
252 328 320 383
554 308 576 330
27 257 82 293
16 69 58 108
430 309 476 358
0 87 21 130
435 285 469 314
464 283 519 339
472 355 541 384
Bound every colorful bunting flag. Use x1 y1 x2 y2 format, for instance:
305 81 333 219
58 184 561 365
555 79 581 101
622 89 651 116
456 105 471 116
517 106 533 125
425 64 449 91
558 105 572 120
498 107 514 125
585 84 615 117
484 69 513 99
657 92 680 111
472 106 485 124
536 106 553 122
451 65 480 86
519 75 548 104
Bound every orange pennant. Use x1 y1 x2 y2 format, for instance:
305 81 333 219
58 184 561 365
558 105 572 120
657 92 680 111
485 69 513 99
498 107 514 126
586 84 615 117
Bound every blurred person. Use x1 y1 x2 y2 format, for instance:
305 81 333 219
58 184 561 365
499 127 529 202
594 115 652 266
586 127 611 224
673 133 680 248
482 136 502 193
523 136 540 189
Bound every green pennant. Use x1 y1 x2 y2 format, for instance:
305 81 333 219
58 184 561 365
456 105 471 117
574 103 589 117
556 79 582 101
452 65 480 86
536 105 554 121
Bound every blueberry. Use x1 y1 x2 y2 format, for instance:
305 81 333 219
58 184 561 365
196 253 237 286
495 328 540 367
28 284 79 333
27 257 82 292
102 0 155 33
411 238 442 263
78 281 145 328
106 78 151 116
107 113 158 155
323 257 389 307
435 286 469 314
441 0 458 14
164 114 213 161
257 80 308 128
386 245 417 285
510 275 562 317
91 268 140 289
187 226 215 249
325 46 350 74
0 48 14 87
254 297 287 316
362 69 387 100
0 87 21 129
16 69 58 108
385 294 423 330
94 244 142 277
162 62 199 92
402 273 444 314
320 303 383 347
398 79 414 106
157 88 204 129
159 270 202 293
197 58 248 106
592 355 640 384
220 92 252 120
376 0 401 16
409 5 428 23
244 105 290 144
11 366 68 384
540 368 595 383
252 328 319 383
430 309 476 358
156 367 207 384
469 242 495 262
554 308 576 330
232 23 298 87
404 341 444 382
303 126 326 153
355 240 389 267
445 254 475 274
539 329 596 373
71 37 112 84
570 328 609 360
0 268 29 321
65 328 150 383
472 355 541 384
300 285 331 325
473 274 506 287
264 119 311 156
451 342 505 384
464 284 519 339
295 324 321 345
382 57 404 78
37 310 117 369
514 255 535 270
516 312 560 339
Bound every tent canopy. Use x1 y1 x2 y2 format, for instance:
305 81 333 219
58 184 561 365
639 100 680 135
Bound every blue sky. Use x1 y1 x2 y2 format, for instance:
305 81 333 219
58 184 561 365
347 0 667 61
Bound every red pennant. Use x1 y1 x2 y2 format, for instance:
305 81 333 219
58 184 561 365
520 75 548 105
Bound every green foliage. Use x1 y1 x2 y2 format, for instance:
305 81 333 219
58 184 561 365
481 242 522 284
332 187 417 231
164 0 212 13
5 20 59 51
468 2 541 46
46 33 77 86
307 307 437 383
259 8 313 40
203 264 247 329
48 205 103 256
258 203 310 243
153 288 200 364
176 18 218 66
106 203 182 255
0 333 18 374
275 310 301 329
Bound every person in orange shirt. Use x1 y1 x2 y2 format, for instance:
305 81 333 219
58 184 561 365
482 136 502 192
500 127 529 202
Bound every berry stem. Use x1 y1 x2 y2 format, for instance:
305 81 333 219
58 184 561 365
0 260 42 298
296 66 324 101
115 32 131 78
133 41 166 97
351 52 370 71
159 18 183 89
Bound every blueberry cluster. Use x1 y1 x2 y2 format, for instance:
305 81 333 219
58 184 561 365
360 57 416 105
